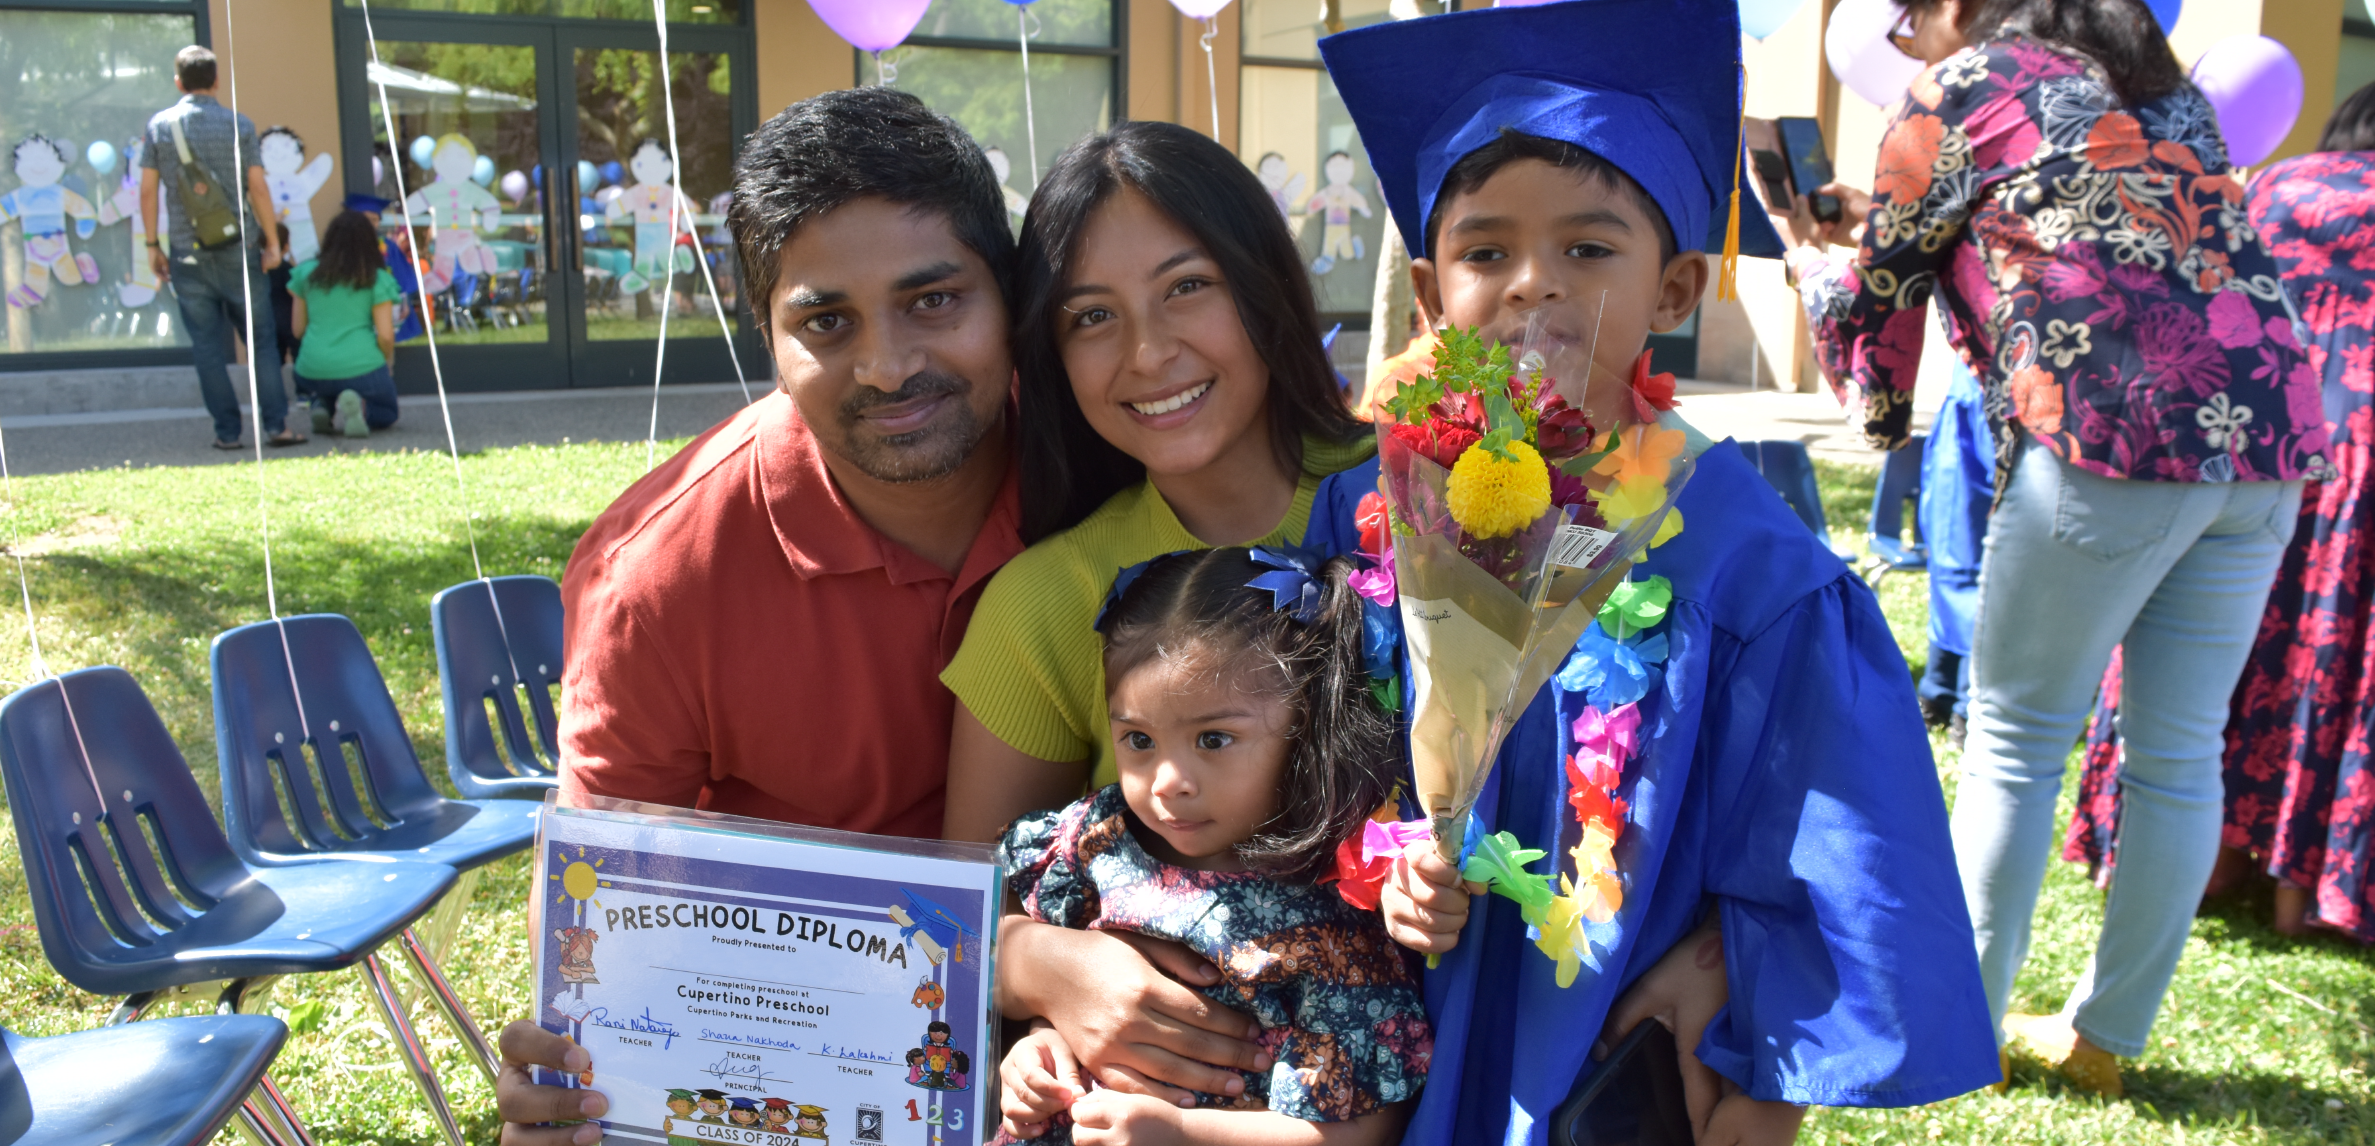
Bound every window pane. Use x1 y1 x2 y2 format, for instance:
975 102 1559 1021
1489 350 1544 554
340 0 740 21
575 48 738 341
0 10 196 356
341 0 550 14
863 48 1114 212
368 41 552 346
1240 0 1400 62
1240 65 1384 315
915 0 1111 48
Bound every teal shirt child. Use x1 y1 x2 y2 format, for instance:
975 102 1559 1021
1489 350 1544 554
289 262 399 381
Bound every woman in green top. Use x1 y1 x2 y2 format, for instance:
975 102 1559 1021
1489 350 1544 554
941 122 1375 844
290 209 402 438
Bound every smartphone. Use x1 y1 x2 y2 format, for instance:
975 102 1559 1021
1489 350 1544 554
1549 1020 1695 1146
1775 116 1842 223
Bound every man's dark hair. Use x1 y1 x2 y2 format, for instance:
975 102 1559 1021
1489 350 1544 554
1101 549 1398 883
1426 128 1677 265
2323 80 2375 153
1012 120 1366 542
1902 0 2185 109
175 46 217 92
727 87 1013 340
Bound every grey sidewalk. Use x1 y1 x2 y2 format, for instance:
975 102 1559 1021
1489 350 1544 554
0 380 762 477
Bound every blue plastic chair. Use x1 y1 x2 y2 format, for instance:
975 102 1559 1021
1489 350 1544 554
0 1014 287 1146
1739 439 1832 547
211 614 536 1110
0 667 458 1146
1865 434 1929 585
431 575 564 799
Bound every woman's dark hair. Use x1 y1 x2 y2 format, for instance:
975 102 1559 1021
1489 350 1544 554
311 209 387 292
2321 81 2375 152
1427 128 1677 264
1100 548 1397 882
1904 0 2185 108
728 87 1014 341
1013 121 1366 542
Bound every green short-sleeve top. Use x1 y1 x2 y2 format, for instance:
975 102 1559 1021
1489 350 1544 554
289 262 400 382
942 434 1375 788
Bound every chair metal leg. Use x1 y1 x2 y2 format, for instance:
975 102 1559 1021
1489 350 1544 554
104 989 157 1026
360 950 468 1146
236 1073 320 1146
399 924 501 1086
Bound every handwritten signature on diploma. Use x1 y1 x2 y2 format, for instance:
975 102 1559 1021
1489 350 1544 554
586 1007 680 1050
702 1054 786 1086
700 1030 900 1064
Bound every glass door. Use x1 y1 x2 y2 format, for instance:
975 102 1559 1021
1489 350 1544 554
560 30 740 386
335 8 755 391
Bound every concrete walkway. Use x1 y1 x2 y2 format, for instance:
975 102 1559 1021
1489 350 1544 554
0 376 1907 478
0 381 760 477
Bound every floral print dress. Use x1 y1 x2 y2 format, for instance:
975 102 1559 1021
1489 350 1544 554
994 785 1430 1142
1789 34 2330 496
2066 151 2375 942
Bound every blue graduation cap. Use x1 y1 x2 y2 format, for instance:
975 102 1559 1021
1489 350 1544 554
342 193 392 215
1320 0 1786 273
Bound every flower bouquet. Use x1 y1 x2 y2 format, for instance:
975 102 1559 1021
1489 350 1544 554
1370 320 1695 868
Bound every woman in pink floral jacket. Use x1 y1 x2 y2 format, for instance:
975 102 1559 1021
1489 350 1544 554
1785 0 2329 1101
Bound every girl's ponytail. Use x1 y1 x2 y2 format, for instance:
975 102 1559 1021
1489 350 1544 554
1235 555 1398 881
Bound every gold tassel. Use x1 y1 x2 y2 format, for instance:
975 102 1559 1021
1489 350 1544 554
1718 63 1746 302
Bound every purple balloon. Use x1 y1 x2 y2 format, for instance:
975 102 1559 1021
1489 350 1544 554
2193 35 2303 167
806 0 930 53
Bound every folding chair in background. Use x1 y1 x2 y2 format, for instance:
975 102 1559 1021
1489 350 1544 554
431 574 564 800
0 666 459 1146
0 1013 289 1146
211 614 541 1144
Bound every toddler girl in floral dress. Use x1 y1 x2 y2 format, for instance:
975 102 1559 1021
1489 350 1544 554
994 547 1429 1146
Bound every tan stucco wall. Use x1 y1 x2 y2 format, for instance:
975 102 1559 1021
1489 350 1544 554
753 0 848 120
206 0 342 253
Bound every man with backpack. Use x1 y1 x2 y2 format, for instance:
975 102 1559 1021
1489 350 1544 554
140 45 305 450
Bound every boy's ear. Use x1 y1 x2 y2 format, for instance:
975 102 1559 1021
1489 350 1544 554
1411 255 1445 333
1649 253 1710 336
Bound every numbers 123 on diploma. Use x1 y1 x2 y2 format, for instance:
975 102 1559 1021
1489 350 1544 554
531 796 1000 1145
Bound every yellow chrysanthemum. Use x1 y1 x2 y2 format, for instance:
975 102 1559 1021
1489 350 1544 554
1447 439 1552 538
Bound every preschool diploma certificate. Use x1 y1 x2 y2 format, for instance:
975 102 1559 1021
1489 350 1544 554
530 794 1000 1146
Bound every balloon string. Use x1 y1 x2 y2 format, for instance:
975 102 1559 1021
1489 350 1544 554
875 49 898 86
651 0 752 408
0 381 105 819
1020 7 1040 186
1200 18 1220 140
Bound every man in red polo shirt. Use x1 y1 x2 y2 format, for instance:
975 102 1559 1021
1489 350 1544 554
494 91 1268 1145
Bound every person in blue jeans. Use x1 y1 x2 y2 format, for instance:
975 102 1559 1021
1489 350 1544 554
289 210 402 438
139 45 301 450
1916 361 1992 747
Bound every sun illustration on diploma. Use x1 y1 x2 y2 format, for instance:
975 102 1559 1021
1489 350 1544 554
549 843 608 912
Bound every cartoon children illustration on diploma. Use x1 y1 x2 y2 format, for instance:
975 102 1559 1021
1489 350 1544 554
401 133 503 294
603 138 698 295
904 1021 970 1091
792 1105 828 1140
762 1097 794 1135
259 127 334 263
0 134 100 310
553 925 600 985
694 1089 729 1123
727 1096 763 1130
1303 150 1373 276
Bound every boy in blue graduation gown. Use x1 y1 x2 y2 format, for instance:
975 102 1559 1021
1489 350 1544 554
1308 3 2002 1142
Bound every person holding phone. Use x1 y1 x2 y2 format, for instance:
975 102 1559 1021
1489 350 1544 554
1783 0 2327 1101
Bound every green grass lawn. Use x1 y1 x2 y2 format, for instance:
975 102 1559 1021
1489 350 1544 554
0 448 2363 1145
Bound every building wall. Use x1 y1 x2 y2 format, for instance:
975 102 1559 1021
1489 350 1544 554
207 0 342 256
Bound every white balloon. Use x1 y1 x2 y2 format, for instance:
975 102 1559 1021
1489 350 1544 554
1825 0 1927 109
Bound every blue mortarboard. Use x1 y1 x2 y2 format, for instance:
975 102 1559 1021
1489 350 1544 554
343 193 392 214
1320 0 1785 264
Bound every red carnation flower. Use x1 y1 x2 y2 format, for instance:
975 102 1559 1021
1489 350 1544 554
1390 421 1482 469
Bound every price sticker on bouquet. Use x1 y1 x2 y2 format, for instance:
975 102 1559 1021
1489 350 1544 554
532 793 1000 1145
1551 523 1619 570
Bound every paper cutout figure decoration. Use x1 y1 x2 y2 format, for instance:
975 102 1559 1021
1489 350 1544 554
0 135 100 310
1255 151 1307 224
400 133 503 294
96 137 164 308
984 146 1030 224
1304 150 1372 275
260 126 334 264
603 138 698 295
